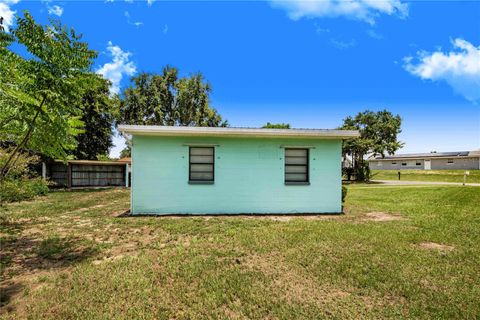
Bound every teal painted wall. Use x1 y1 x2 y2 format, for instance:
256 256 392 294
131 135 342 214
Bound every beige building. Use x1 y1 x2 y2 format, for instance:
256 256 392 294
369 150 480 170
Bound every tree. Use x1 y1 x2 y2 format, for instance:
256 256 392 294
72 78 116 160
340 110 403 181
262 122 290 129
119 145 131 159
118 67 228 127
0 12 97 179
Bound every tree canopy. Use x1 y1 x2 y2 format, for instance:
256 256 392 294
340 109 403 180
118 67 227 127
262 123 291 129
0 11 98 178
72 78 117 160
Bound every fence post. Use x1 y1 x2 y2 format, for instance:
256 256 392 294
41 162 47 180
67 162 72 189
125 163 129 187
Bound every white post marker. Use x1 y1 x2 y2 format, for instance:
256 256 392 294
42 162 47 180
464 170 470 186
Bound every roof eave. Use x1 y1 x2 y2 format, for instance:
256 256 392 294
117 125 360 139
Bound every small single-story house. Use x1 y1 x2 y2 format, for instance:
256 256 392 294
118 125 359 215
369 150 480 170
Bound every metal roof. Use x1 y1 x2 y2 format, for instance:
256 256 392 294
373 151 473 160
118 125 360 139
54 160 127 166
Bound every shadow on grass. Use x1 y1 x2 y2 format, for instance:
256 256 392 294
114 210 345 218
0 233 99 313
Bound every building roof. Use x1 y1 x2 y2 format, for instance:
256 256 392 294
118 125 360 139
372 151 475 160
54 159 127 166
117 157 131 163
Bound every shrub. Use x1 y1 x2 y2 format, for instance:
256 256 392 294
0 148 41 179
0 148 49 202
0 177 49 202
342 186 348 203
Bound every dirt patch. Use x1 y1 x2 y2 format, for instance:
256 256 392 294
64 204 106 215
364 212 406 222
92 253 138 265
264 215 342 222
418 242 454 251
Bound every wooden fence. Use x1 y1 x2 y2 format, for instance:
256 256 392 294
47 160 128 188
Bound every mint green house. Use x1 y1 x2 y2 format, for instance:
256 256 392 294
118 125 359 215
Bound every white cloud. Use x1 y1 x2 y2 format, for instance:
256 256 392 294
366 29 383 40
330 38 356 49
96 41 136 95
404 38 480 103
313 22 330 34
0 0 20 32
125 10 143 27
270 0 408 25
162 24 168 34
147 0 155 5
48 5 63 17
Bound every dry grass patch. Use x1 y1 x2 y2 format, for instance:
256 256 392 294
364 212 406 222
417 242 455 252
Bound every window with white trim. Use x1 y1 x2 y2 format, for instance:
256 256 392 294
189 147 214 183
285 148 309 184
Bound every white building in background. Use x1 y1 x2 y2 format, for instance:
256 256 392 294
369 150 480 170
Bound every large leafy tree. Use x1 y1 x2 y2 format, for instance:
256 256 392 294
0 12 98 179
72 78 116 160
118 67 227 127
340 110 403 181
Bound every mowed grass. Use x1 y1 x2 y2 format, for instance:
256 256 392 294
372 169 480 183
1 186 479 319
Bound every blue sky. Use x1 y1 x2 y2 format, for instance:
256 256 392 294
2 0 480 157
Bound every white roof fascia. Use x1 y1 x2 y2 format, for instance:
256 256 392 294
118 125 360 139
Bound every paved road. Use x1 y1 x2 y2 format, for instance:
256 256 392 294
372 180 480 187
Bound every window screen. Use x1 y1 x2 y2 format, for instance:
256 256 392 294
189 147 214 182
285 148 309 183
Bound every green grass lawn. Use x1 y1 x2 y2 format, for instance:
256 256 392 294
371 169 480 183
1 186 479 319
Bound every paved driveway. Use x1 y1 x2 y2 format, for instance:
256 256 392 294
372 180 480 187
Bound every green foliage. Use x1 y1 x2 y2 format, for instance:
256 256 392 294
341 109 403 181
0 177 49 202
72 78 116 160
341 185 347 203
0 148 38 179
262 122 291 129
0 148 49 202
118 67 228 127
0 11 98 178
119 145 131 159
96 154 111 161
355 161 371 182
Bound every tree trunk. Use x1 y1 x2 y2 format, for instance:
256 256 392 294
0 96 47 181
